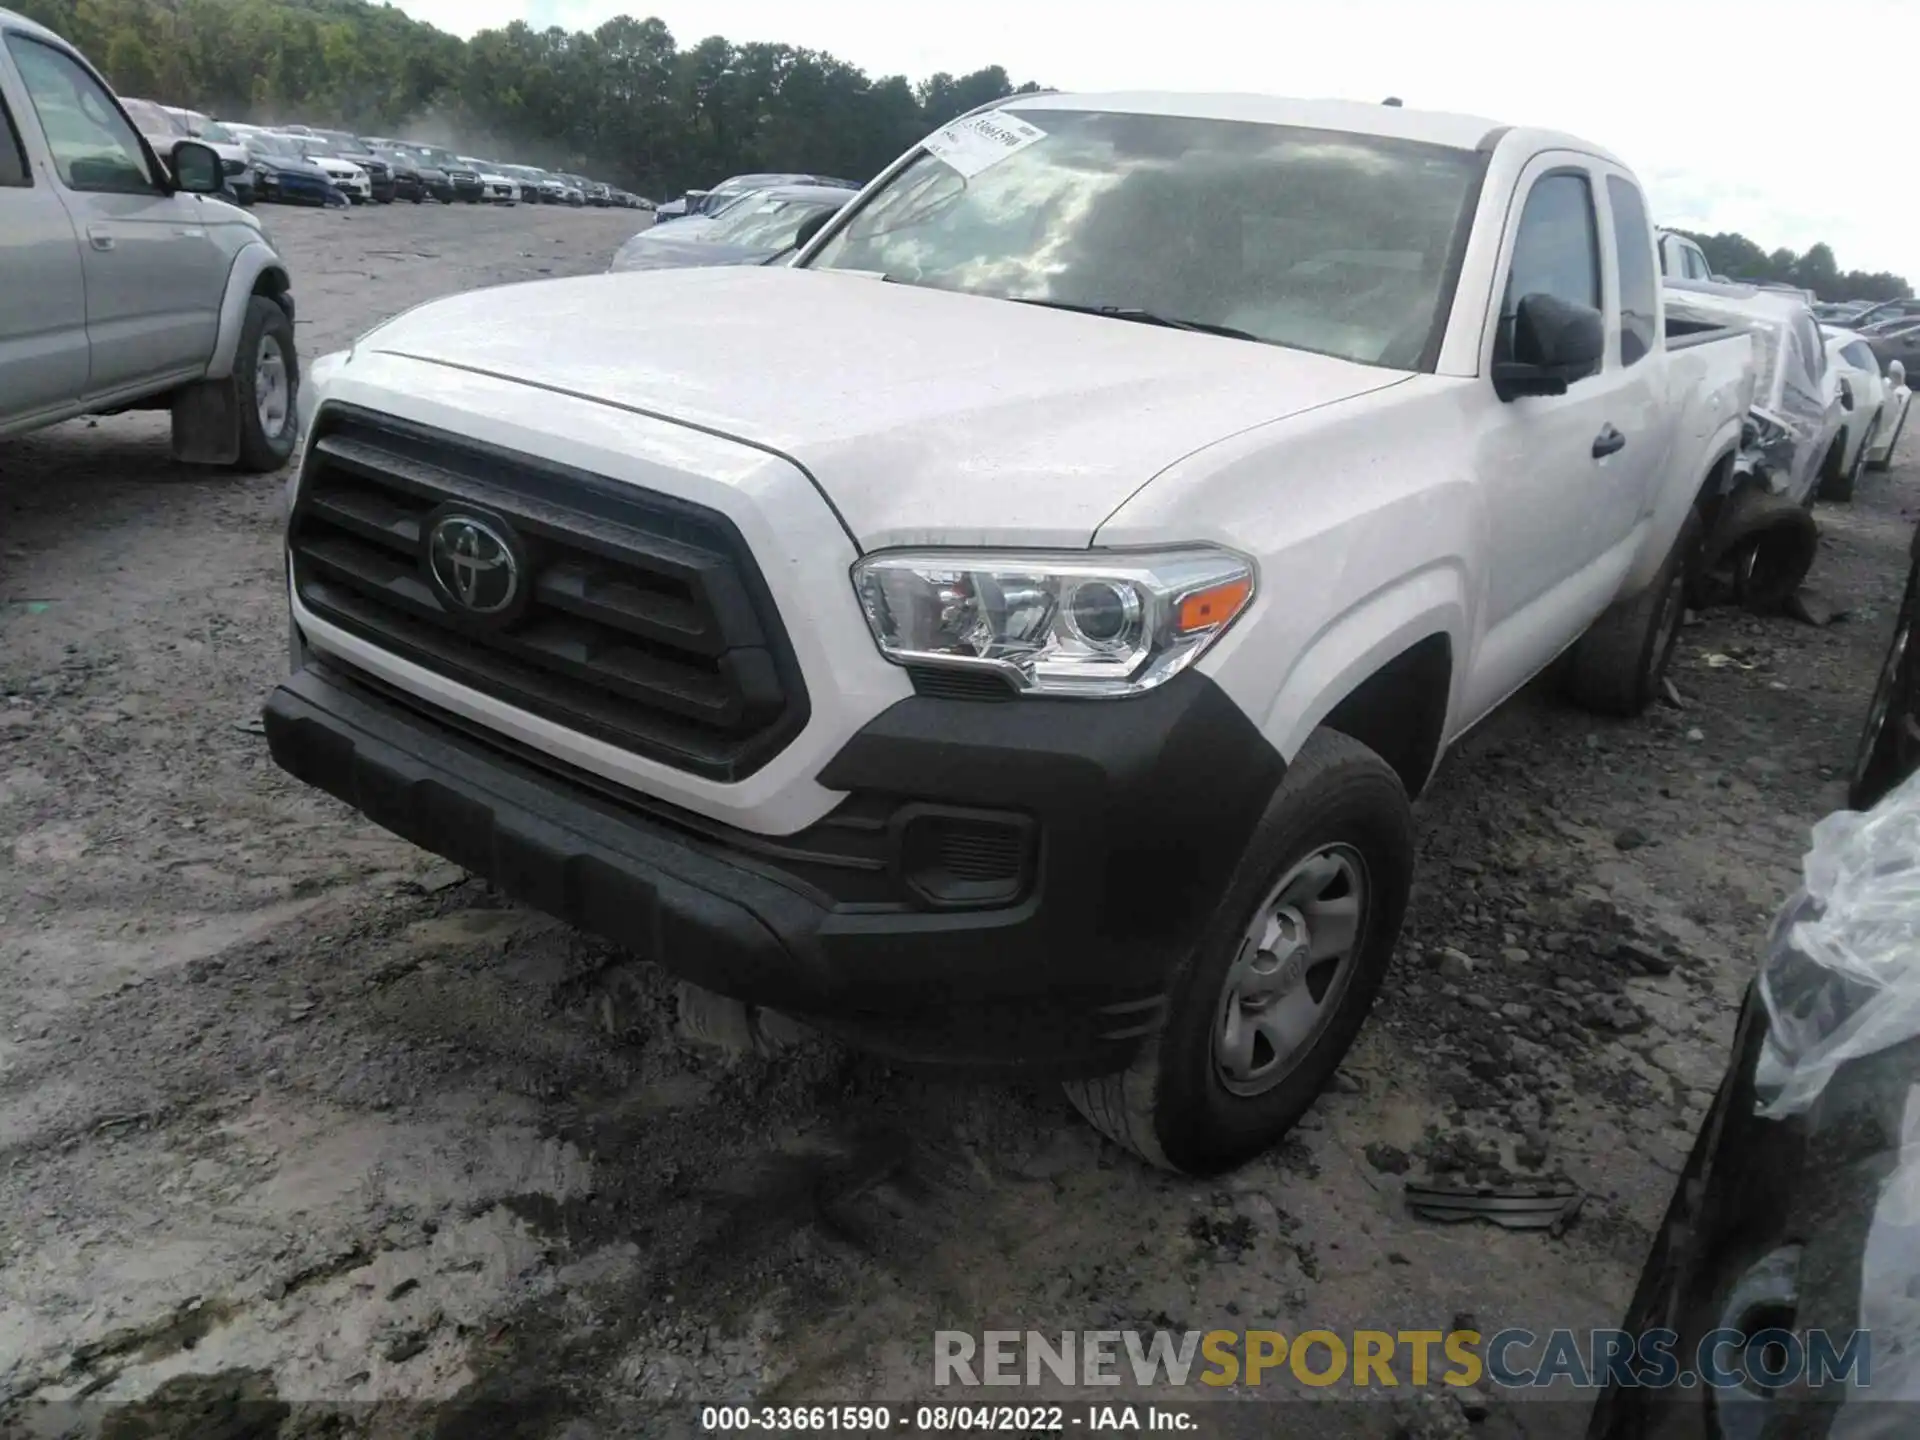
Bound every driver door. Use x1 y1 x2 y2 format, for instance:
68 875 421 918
1461 157 1643 720
5 32 223 398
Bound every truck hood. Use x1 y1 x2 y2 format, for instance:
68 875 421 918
355 266 1408 548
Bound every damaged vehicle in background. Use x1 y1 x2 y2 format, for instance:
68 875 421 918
1585 757 1920 1438
227 125 336 207
1819 329 1890 501
1663 279 1843 612
608 183 854 272
267 93 1760 1175
282 133 370 203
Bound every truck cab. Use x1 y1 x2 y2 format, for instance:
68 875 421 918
1659 228 1716 281
269 92 1754 1174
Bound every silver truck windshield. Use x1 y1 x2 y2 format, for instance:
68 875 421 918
806 109 1484 371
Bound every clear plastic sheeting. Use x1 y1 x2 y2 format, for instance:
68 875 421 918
1755 767 1920 1117
1665 279 1840 505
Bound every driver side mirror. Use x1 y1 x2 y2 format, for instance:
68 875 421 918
1839 377 1856 412
791 210 833 252
1493 292 1605 401
169 139 223 194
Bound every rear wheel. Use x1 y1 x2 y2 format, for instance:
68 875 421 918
1064 731 1413 1173
1850 558 1920 811
1567 508 1701 716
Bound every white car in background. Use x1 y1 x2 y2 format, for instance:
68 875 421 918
1824 329 1891 500
1867 359 1913 472
460 157 518 203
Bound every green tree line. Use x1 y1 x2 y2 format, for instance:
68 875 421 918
9 0 1040 196
12 0 1909 299
1671 231 1910 302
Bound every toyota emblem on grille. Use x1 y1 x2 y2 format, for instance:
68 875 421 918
427 514 519 615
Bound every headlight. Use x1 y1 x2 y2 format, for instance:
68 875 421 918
852 548 1254 697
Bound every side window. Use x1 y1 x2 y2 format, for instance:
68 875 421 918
1844 341 1876 371
1499 172 1600 359
1606 176 1657 367
0 89 28 186
4 35 155 195
1686 248 1710 280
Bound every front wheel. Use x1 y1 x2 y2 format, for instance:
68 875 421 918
1850 557 1920 811
1064 730 1413 1173
233 295 299 473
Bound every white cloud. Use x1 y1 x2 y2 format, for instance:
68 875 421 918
392 0 1919 277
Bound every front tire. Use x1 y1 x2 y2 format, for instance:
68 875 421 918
1566 508 1701 716
233 295 298 473
1064 730 1414 1174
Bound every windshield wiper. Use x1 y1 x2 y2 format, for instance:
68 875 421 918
1007 298 1263 343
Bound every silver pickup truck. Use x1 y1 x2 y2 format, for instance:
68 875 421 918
0 8 298 471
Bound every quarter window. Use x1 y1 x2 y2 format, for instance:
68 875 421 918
1606 176 1657 366
5 34 155 194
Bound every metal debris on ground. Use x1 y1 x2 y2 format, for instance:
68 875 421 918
1405 1180 1584 1234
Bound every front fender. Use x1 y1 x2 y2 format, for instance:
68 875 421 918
1253 561 1471 771
207 242 291 380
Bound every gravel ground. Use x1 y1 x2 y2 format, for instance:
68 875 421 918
1 199 1916 1440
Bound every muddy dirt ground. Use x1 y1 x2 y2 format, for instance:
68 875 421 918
1 200 1915 1440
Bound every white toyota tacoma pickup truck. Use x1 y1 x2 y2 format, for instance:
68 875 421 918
267 93 1755 1173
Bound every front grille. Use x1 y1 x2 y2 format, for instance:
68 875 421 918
289 405 809 781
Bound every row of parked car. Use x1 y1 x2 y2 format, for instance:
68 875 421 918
120 96 649 212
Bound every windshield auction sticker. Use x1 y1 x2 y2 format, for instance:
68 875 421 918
922 111 1047 178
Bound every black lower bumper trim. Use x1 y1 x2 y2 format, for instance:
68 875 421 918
264 661 1284 1074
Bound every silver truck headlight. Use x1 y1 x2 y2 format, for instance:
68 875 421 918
852 548 1254 697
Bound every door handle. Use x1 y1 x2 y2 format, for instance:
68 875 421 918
86 227 114 252
1592 424 1626 458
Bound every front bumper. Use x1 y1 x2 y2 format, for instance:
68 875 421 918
261 173 331 205
264 655 1285 1074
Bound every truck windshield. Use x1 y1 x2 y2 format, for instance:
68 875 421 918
805 109 1484 371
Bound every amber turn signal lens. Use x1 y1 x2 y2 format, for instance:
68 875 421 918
1175 576 1253 634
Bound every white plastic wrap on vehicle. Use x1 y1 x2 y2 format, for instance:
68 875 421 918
1754 767 1920 1117
1665 281 1836 503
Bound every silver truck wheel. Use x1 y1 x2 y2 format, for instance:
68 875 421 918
1064 730 1412 1173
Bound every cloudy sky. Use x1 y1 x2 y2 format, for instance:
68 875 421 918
392 0 1915 277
